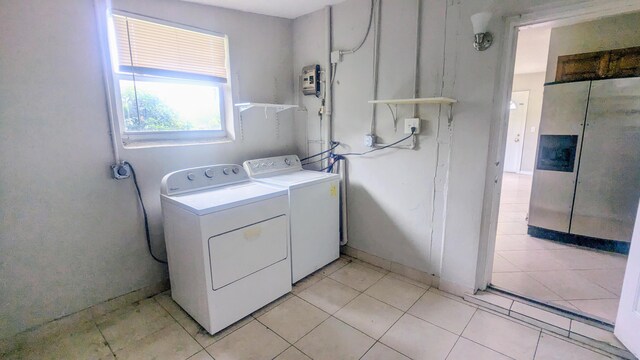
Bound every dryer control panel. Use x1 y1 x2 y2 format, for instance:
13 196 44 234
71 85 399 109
244 155 302 178
161 164 247 196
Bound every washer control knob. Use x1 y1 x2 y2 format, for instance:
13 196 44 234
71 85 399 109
284 158 291 166
232 167 240 174
187 173 196 181
204 169 214 178
222 168 230 175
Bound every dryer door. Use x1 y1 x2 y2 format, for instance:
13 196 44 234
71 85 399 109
208 215 288 290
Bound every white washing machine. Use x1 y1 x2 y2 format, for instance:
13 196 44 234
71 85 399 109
244 155 340 283
160 164 291 335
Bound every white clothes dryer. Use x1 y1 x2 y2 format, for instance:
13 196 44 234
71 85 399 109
160 164 291 334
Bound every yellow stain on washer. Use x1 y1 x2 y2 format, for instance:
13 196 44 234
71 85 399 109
330 183 338 197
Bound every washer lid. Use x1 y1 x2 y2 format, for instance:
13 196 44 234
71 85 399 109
161 181 287 215
257 170 340 188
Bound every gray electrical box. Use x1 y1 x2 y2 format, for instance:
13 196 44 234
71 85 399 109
302 65 320 97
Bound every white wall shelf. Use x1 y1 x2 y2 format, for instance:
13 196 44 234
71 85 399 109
234 103 298 113
367 97 457 105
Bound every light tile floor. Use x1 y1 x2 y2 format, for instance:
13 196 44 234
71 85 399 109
3 256 621 360
493 173 628 324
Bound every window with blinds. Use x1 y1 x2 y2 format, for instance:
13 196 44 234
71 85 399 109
107 12 229 139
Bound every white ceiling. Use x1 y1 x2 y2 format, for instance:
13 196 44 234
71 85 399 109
181 0 347 19
514 27 552 75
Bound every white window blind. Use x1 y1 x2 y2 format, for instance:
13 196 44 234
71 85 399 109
112 14 227 82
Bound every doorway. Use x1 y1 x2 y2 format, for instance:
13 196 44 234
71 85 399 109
503 91 529 173
488 17 639 325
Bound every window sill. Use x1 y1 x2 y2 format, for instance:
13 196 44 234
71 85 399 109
122 137 233 149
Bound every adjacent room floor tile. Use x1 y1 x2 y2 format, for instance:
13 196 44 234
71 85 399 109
274 346 311 360
491 272 562 301
496 221 528 235
360 342 410 360
462 310 540 360
492 253 521 272
206 320 289 360
114 322 201 360
534 332 610 360
329 262 385 291
380 314 458 360
573 269 625 296
527 271 617 301
364 274 426 311
407 291 476 335
95 298 175 351
446 337 512 360
297 277 359 314
257 296 329 343
497 250 567 272
569 299 619 324
295 317 375 360
334 294 403 339
548 249 627 270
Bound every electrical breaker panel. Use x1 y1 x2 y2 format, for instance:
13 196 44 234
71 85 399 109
302 64 321 97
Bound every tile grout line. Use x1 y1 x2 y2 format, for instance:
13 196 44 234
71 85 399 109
96 298 180 356
442 308 477 360
93 321 117 359
531 329 543 359
368 284 433 360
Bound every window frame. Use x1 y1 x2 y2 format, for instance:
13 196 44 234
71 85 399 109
106 10 233 147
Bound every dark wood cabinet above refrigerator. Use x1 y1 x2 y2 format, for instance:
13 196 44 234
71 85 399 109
555 46 640 83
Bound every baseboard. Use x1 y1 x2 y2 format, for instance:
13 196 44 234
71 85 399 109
340 245 438 287
0 279 170 353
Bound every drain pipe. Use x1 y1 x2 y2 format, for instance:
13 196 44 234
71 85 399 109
325 5 347 245
324 6 333 169
333 158 349 245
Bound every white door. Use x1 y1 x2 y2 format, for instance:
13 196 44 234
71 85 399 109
615 200 640 357
504 91 529 173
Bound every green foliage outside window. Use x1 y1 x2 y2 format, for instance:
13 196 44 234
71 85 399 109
121 87 192 131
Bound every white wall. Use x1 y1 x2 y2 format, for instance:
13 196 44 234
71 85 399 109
546 11 640 82
0 0 294 339
292 0 604 295
294 0 447 274
512 72 545 173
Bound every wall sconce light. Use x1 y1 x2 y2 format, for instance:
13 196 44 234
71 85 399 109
471 11 493 51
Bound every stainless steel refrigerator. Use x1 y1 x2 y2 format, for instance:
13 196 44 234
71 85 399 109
528 77 640 251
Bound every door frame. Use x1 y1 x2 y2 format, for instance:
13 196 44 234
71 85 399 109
476 0 640 291
504 90 530 173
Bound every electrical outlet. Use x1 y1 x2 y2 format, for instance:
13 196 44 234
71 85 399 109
364 134 376 148
331 50 342 64
404 118 421 134
112 162 131 180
